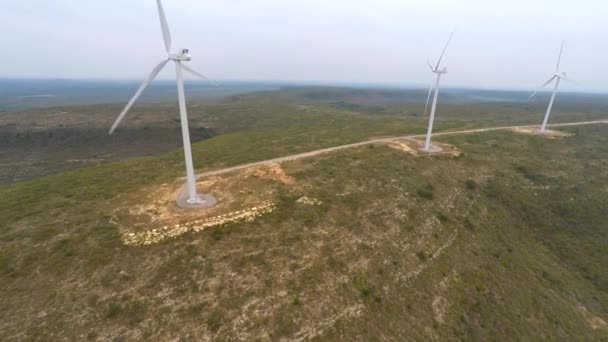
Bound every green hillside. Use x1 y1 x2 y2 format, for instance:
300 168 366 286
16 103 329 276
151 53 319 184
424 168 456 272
1 92 607 340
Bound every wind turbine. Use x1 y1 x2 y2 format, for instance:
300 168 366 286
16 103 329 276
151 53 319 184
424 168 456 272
422 31 455 152
109 0 212 205
529 41 572 133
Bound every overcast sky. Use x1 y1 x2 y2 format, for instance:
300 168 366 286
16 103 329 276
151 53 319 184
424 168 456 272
2 0 606 91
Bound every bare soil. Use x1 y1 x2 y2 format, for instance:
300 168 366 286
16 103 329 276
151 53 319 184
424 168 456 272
511 127 574 138
112 162 305 246
385 138 462 157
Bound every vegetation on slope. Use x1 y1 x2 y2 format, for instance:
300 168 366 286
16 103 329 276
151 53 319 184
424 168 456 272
1 103 607 340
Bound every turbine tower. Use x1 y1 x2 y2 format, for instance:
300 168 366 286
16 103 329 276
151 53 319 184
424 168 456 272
110 0 212 205
422 31 455 152
529 41 573 133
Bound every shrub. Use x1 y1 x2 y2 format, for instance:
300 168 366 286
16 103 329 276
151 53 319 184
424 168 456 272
416 183 434 200
353 273 374 298
437 212 449 223
206 309 224 332
416 251 428 261
190 301 206 315
211 228 223 241
465 179 477 190
292 297 301 306
106 302 123 319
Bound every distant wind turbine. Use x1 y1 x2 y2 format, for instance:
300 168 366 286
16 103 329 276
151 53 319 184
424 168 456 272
422 31 455 151
109 0 213 205
529 41 574 133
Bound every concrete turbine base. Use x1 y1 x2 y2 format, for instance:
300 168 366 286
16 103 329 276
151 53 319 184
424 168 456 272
176 193 218 209
418 144 444 153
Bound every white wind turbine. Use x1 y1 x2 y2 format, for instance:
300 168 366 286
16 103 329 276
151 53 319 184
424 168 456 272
422 31 455 152
110 0 213 206
529 41 573 133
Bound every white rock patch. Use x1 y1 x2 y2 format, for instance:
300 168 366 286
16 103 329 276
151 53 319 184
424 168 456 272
296 196 323 206
122 202 276 246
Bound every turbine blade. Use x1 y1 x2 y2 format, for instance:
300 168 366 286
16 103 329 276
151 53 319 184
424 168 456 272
528 76 556 100
181 64 218 85
427 60 434 72
556 40 564 73
109 59 169 134
424 81 434 116
156 0 172 53
435 30 455 70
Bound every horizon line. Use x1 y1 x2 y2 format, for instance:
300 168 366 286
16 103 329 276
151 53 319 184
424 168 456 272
0 77 606 95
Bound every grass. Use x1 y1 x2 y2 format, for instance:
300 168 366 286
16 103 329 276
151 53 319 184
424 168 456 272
0 94 607 340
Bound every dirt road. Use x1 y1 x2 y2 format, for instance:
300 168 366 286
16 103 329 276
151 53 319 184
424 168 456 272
179 119 607 195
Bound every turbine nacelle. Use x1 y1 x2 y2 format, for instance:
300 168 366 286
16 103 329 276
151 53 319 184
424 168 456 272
169 49 191 61
434 67 448 75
